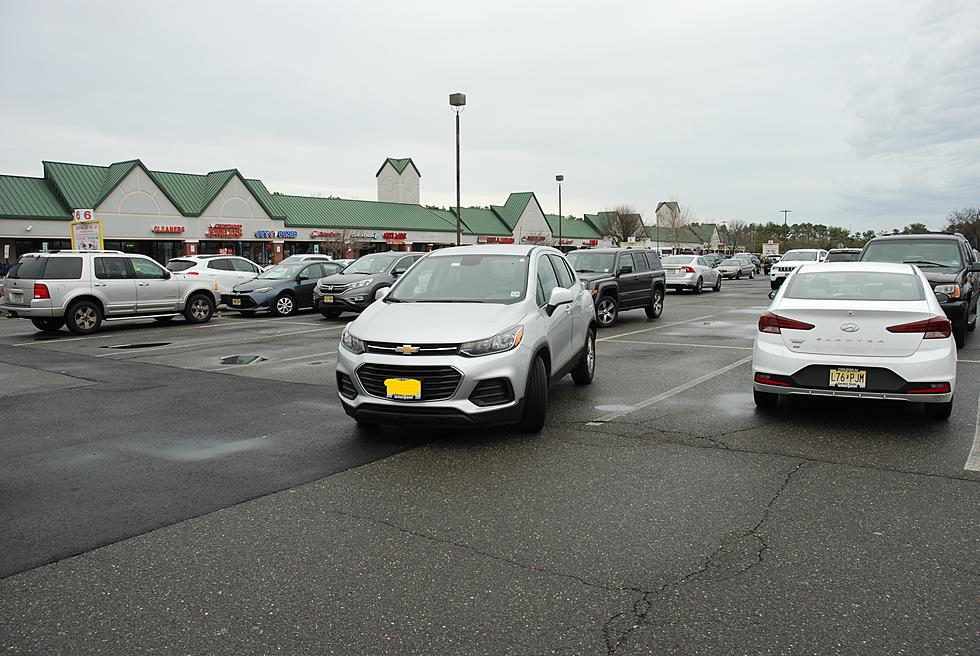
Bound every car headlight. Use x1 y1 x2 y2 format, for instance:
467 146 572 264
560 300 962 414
460 325 524 357
341 327 365 354
934 284 960 298
253 286 273 293
348 278 374 289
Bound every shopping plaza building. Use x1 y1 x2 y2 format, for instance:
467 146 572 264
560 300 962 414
0 156 616 269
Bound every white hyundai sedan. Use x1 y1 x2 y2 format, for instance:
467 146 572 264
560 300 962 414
753 262 957 419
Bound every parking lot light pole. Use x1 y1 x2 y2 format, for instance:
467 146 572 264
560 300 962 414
556 175 564 249
450 93 466 246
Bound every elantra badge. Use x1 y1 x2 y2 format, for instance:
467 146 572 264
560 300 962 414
395 344 420 355
840 323 860 333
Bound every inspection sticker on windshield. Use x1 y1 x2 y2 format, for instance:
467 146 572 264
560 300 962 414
385 378 422 400
510 291 521 297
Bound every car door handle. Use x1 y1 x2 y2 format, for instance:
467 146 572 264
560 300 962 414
93 282 106 287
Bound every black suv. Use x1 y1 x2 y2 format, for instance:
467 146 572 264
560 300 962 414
313 251 425 319
566 248 666 327
860 233 980 348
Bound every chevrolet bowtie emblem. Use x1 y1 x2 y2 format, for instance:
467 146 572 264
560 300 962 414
395 344 420 355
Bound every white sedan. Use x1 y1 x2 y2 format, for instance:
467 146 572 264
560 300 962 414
662 255 722 293
752 262 957 419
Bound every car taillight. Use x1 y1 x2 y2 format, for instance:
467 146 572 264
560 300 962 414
184 271 199 275
758 311 814 334
754 372 791 386
682 266 695 273
34 283 50 300
906 382 951 394
886 316 952 339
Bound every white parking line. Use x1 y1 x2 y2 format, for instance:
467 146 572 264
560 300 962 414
602 338 753 351
966 394 980 472
93 325 345 358
956 359 980 364
587 355 753 425
596 314 714 342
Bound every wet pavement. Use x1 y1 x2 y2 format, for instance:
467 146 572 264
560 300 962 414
0 277 978 655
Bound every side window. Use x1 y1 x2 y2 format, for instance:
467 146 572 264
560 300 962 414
42 257 82 280
697 257 708 266
208 259 234 271
548 254 574 288
536 256 561 306
618 253 635 273
631 252 650 272
646 252 663 270
95 257 132 280
394 256 415 273
231 259 259 273
130 258 168 279
301 264 320 279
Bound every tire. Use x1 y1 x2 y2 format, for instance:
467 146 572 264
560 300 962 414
30 317 64 333
693 277 703 294
713 276 722 292
518 355 549 433
271 293 296 317
571 328 596 386
595 295 618 328
645 288 664 319
953 318 967 349
968 302 977 331
754 389 778 409
749 270 754 279
924 400 953 420
771 282 779 291
736 271 741 280
65 300 102 335
321 309 343 319
183 293 214 324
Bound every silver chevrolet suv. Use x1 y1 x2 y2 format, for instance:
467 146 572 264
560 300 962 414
336 245 597 432
0 250 220 335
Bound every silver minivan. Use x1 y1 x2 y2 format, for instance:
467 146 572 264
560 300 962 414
0 250 220 334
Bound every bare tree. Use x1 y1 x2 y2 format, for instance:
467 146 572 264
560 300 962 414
656 200 696 250
315 228 369 259
947 206 980 250
597 205 645 245
726 219 751 253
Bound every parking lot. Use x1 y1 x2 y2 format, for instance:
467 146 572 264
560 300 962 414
1 276 978 655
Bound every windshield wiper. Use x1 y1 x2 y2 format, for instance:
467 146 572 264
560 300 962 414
903 260 948 267
576 269 596 273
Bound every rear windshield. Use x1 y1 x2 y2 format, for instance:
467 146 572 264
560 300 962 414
662 256 696 265
780 251 819 262
824 251 860 262
166 259 196 272
7 256 47 279
783 271 925 301
861 239 963 269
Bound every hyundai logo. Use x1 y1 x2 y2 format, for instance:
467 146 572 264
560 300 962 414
840 323 860 333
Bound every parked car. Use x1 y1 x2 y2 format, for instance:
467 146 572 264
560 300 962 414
333 258 357 269
224 260 345 316
165 254 263 297
769 249 828 289
314 252 425 319
860 233 980 348
763 254 782 274
281 254 334 264
754 262 956 419
661 254 722 294
0 250 218 334
734 252 761 273
824 248 863 263
717 258 755 279
565 248 666 328
336 245 596 432
701 253 725 268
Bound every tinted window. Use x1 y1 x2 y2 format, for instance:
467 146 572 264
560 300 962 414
207 259 234 271
345 253 401 275
393 256 417 273
231 259 259 273
566 251 615 274
8 256 46 279
95 257 132 280
548 254 574 288
824 251 861 262
784 271 925 301
618 253 636 272
166 259 196 272
536 256 561 305
644 252 663 270
861 239 964 269
41 257 82 279
130 258 168 279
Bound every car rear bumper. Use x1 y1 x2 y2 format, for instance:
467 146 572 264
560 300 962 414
0 303 58 318
666 275 699 289
752 381 953 403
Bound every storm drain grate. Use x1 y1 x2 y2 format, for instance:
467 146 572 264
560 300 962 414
101 342 171 349
219 355 268 366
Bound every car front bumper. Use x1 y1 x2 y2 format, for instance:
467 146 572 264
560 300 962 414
938 298 968 323
313 290 372 312
222 292 274 311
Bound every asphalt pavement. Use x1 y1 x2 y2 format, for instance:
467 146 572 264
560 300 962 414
1 277 978 655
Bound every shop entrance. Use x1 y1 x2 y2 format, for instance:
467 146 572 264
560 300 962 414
199 241 274 267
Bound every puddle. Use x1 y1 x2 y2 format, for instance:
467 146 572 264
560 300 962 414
306 361 330 366
219 355 268 366
101 342 171 349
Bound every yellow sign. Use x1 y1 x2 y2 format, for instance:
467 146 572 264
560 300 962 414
384 378 422 399
70 220 104 251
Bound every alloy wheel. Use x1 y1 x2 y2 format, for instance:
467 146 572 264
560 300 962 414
277 297 294 315
653 291 663 315
190 298 210 320
586 333 595 375
597 299 615 325
75 307 97 330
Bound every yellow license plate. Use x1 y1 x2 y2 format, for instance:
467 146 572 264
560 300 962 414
231 298 241 306
323 295 334 303
385 378 422 399
829 368 866 389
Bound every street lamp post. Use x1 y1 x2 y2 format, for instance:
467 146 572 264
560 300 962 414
555 175 564 250
450 93 466 246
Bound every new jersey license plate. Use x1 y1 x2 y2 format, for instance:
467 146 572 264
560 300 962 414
829 368 866 389
231 298 241 306
385 378 421 400
322 295 334 303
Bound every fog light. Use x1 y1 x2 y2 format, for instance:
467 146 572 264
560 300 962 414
350 296 364 302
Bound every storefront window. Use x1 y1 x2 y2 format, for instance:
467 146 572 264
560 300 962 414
199 241 275 266
103 240 183 264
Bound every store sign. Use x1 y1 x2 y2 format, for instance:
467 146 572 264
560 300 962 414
588 239 599 246
352 232 379 240
255 230 276 239
72 209 94 222
207 223 243 238
70 220 104 251
278 231 298 239
484 237 515 244
255 230 298 239
310 230 340 239
383 232 407 240
152 225 185 234
523 235 547 243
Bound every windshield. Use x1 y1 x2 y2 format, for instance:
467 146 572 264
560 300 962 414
166 259 196 272
784 271 925 301
663 256 696 265
861 239 963 269
566 252 615 273
257 263 307 279
345 253 400 275
780 251 819 262
387 254 529 304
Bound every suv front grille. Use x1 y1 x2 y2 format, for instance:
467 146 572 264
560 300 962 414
776 265 796 272
364 342 459 356
356 364 462 401
320 283 351 293
469 378 514 406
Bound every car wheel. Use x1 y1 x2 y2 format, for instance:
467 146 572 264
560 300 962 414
713 276 722 292
753 389 778 409
66 300 102 335
571 328 596 385
968 304 977 331
595 295 618 328
30 317 65 333
953 318 967 349
924 400 953 420
321 309 343 319
272 293 296 317
694 277 703 294
749 270 754 279
736 271 741 280
183 293 215 324
770 281 779 291
645 288 664 319
518 355 548 433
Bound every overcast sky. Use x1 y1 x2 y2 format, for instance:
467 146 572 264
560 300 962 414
1 0 977 232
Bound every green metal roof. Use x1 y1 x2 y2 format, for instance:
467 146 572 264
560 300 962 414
43 160 127 209
0 175 71 220
375 157 420 177
545 214 602 239
275 194 459 232
688 223 718 243
443 207 512 236
146 168 243 216
491 192 536 230
645 225 701 243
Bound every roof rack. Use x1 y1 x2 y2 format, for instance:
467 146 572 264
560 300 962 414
27 249 125 255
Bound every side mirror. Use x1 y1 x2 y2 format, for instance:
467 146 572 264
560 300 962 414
375 287 390 301
297 273 309 281
970 262 980 273
164 270 172 279
768 290 777 300
392 267 406 277
617 265 633 276
546 286 574 315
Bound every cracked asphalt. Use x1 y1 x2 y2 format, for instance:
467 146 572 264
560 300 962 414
1 276 978 655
